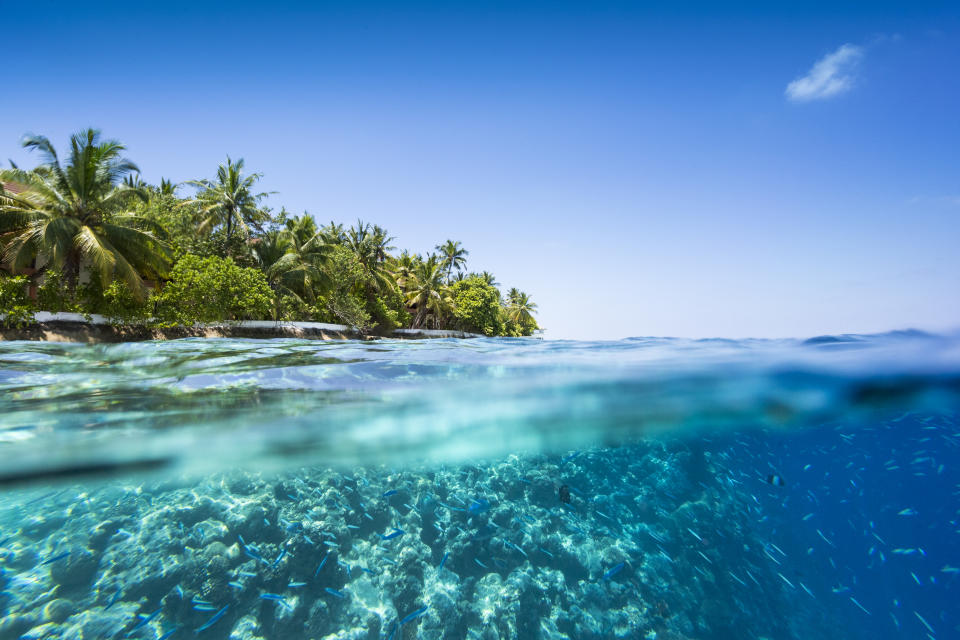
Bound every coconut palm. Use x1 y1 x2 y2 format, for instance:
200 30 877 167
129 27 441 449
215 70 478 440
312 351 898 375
435 239 468 283
347 220 396 293
187 157 271 253
507 288 538 326
158 178 178 198
319 221 346 245
347 220 395 269
405 254 451 329
389 250 418 292
266 218 331 304
0 129 171 295
477 271 499 287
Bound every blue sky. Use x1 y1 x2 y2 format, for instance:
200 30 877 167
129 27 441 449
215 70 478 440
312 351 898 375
2 1 958 339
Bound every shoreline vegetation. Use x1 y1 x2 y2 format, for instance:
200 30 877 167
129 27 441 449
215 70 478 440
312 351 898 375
0 129 539 340
0 311 488 343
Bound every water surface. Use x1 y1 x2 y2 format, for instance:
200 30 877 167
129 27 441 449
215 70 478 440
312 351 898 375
0 334 957 639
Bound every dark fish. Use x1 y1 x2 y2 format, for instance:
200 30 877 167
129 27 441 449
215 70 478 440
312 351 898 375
325 587 347 598
558 485 571 504
41 551 71 566
767 474 786 487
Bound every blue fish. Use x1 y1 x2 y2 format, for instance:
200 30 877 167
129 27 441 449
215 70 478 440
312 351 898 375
105 588 123 609
324 587 347 598
315 552 329 577
272 550 286 567
195 604 228 633
400 605 429 625
603 562 625 581
382 490 398 498
438 552 449 571
468 499 490 514
379 528 405 541
474 558 488 569
260 593 285 601
158 627 180 640
126 607 162 637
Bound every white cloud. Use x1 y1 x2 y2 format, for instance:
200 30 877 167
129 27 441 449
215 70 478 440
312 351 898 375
785 44 864 102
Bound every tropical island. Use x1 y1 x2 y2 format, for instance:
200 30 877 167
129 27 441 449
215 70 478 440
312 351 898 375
0 129 539 339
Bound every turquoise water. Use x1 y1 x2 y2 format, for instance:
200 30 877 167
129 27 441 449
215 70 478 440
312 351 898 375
0 333 958 639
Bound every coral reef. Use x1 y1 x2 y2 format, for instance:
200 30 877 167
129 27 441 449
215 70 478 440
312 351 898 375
0 441 834 640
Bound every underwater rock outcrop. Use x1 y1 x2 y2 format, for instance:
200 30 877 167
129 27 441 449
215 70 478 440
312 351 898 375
0 441 836 640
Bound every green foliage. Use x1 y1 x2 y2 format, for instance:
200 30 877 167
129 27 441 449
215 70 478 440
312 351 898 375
186 157 271 256
0 274 35 328
1 130 539 334
322 245 371 330
35 269 81 313
506 288 539 336
154 255 272 325
450 276 505 336
80 279 152 326
0 129 172 294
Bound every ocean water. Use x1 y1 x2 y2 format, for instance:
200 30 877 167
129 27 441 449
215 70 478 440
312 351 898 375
0 333 958 640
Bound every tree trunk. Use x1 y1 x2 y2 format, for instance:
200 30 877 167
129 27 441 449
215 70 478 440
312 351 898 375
224 209 233 257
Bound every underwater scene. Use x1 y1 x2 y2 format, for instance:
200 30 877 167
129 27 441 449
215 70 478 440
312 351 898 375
0 334 958 640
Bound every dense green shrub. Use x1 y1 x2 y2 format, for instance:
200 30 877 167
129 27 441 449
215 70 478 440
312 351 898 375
0 274 35 328
36 269 81 313
153 255 272 325
76 279 152 326
450 276 505 336
323 246 371 330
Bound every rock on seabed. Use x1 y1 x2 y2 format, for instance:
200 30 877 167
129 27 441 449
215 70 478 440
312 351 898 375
0 441 837 640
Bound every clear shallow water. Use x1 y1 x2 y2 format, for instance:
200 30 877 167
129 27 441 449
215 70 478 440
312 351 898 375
0 333 958 639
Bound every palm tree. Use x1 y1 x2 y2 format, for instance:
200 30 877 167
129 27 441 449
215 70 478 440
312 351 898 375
347 220 395 270
477 271 499 287
436 239 468 283
389 250 418 292
347 220 396 293
405 254 451 328
187 157 271 254
0 129 171 295
319 221 346 245
158 178 178 198
507 288 538 326
267 218 331 304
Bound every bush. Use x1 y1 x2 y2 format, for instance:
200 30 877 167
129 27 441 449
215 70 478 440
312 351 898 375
323 246 372 330
77 279 152 326
154 255 272 325
36 268 81 313
450 276 505 336
0 274 35 328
